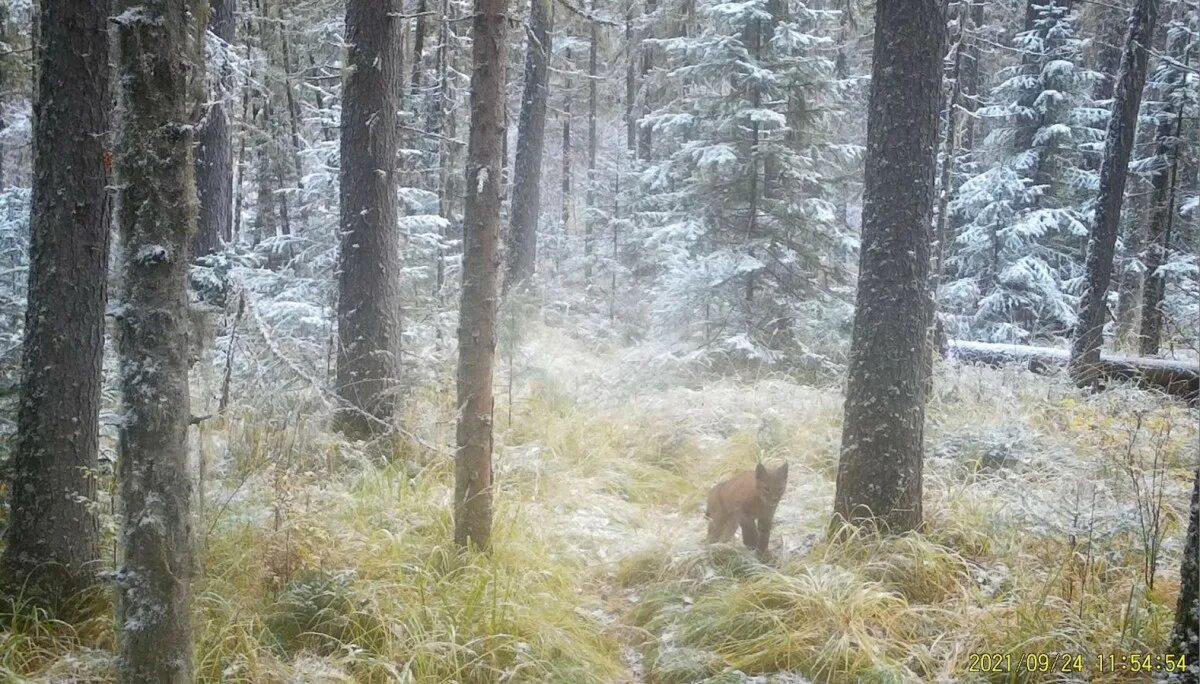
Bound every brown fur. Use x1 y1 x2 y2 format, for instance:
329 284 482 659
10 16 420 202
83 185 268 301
705 462 788 556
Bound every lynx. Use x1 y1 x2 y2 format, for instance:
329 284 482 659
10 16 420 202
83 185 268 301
705 462 788 556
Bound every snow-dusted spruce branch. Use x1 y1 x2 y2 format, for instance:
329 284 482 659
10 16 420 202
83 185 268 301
239 283 453 457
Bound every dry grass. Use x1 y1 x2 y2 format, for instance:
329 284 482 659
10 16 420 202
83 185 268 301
1 327 1195 683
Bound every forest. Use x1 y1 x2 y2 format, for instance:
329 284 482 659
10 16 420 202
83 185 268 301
0 0 1197 681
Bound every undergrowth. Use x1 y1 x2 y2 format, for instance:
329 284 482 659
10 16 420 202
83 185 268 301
0 329 1195 683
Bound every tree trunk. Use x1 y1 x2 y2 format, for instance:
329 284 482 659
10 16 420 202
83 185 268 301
193 0 236 258
0 2 10 190
926 11 963 393
1139 18 1190 357
455 0 509 550
638 0 655 160
959 0 984 154
504 0 552 291
277 8 306 208
1171 468 1200 678
625 5 636 151
562 48 573 240
411 0 428 97
1091 0 1129 104
335 0 403 438
1069 0 1158 387
585 2 598 281
112 0 197 679
0 0 111 603
833 0 944 533
1113 192 1145 352
430 0 457 297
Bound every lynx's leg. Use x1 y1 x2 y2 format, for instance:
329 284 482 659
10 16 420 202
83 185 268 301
707 513 737 543
739 515 759 549
706 513 727 543
755 515 774 557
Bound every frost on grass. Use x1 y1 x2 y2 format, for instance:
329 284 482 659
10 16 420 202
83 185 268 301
8 316 1196 683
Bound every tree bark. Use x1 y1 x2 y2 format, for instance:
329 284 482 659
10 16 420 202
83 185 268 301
1170 468 1199 678
625 5 636 151
1091 0 1130 104
504 0 552 291
959 0 985 154
1113 191 1146 352
193 0 236 258
1139 15 1190 357
638 0 655 160
0 0 111 602
455 0 509 550
411 0 428 97
926 9 963 394
335 0 403 438
1070 0 1158 387
0 2 10 190
430 0 457 296
562 48 573 239
833 0 944 533
585 2 598 281
112 0 198 679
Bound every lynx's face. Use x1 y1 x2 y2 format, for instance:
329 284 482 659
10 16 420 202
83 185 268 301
755 462 789 505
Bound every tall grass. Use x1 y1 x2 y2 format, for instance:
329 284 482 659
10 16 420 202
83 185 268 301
0 337 1194 683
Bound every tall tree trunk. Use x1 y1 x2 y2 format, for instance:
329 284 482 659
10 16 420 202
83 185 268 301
638 0 655 160
455 0 509 550
833 0 944 533
1139 19 1191 357
0 0 111 602
1113 190 1146 351
625 4 636 151
411 0 428 97
0 2 10 190
1069 0 1158 386
1171 468 1200 676
585 2 598 281
429 0 456 297
744 15 763 303
926 10 963 391
335 0 403 438
193 0 236 258
562 48 573 240
112 0 197 679
959 0 984 154
1091 0 1129 104
277 9 305 192
505 0 552 291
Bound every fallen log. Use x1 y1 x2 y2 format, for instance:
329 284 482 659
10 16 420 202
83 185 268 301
946 339 1200 404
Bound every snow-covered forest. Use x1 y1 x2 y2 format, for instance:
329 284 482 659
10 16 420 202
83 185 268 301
0 0 1197 681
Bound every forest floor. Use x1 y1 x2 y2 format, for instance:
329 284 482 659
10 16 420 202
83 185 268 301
3 324 1197 683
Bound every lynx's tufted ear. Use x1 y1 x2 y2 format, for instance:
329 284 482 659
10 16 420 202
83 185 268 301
755 462 768 480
